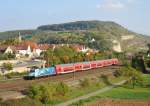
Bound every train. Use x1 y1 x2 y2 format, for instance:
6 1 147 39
26 58 119 79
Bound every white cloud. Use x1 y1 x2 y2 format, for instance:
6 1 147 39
96 0 125 11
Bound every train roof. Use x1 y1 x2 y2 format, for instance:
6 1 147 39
56 61 91 66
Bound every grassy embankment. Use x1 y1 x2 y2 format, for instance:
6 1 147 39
44 75 126 105
0 74 127 106
70 74 150 106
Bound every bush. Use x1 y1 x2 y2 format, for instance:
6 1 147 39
6 72 27 77
113 70 123 77
100 75 111 85
55 82 69 96
79 78 91 88
27 85 42 101
0 97 42 106
2 63 13 71
5 74 12 79
0 97 2 102
27 83 56 104
39 84 55 103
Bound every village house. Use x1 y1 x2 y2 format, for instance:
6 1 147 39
0 46 15 54
70 44 90 53
0 39 95 59
15 45 32 58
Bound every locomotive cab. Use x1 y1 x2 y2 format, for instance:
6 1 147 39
28 70 35 77
24 67 39 79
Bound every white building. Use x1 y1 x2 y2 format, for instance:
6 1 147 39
15 45 32 57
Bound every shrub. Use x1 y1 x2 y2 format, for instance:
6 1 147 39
55 82 69 96
27 85 42 101
113 70 123 77
0 97 2 102
79 78 91 88
39 84 54 103
100 75 111 85
0 97 42 106
2 63 13 71
27 83 56 104
5 74 12 79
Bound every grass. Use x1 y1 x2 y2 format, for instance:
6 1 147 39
32 75 126 106
69 74 150 106
98 74 150 99
97 87 150 99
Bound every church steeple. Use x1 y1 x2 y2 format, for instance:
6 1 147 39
18 32 22 42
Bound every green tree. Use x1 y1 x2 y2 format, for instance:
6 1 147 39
2 63 13 71
122 66 143 88
54 46 76 63
43 48 54 66
131 54 146 73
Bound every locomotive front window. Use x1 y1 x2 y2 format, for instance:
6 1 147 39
30 70 35 73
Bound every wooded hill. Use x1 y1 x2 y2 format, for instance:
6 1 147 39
0 20 149 52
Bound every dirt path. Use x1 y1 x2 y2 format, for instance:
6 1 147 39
55 80 127 106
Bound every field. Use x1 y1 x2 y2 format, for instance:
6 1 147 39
85 99 150 106
98 74 150 99
70 74 150 106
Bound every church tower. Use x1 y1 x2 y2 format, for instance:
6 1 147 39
18 32 22 43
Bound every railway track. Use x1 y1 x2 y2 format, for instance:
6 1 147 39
0 65 121 92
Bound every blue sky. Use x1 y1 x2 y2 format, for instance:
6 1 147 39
0 0 150 35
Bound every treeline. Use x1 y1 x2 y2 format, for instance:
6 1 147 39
41 46 116 66
0 30 36 40
37 20 127 32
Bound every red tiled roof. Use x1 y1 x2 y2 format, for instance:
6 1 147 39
21 41 38 49
70 44 85 51
0 45 16 52
38 44 53 50
0 45 8 51
15 45 28 50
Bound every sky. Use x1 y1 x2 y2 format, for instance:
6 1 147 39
0 0 150 35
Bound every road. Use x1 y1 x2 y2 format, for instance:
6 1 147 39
13 60 45 68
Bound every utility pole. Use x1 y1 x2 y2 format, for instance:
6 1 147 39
73 54 76 80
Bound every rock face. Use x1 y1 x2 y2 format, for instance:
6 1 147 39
112 40 122 52
121 35 134 40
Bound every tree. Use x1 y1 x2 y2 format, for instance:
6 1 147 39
131 54 146 73
2 63 13 71
62 55 70 63
54 46 76 63
122 66 143 88
43 48 54 66
147 43 150 51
